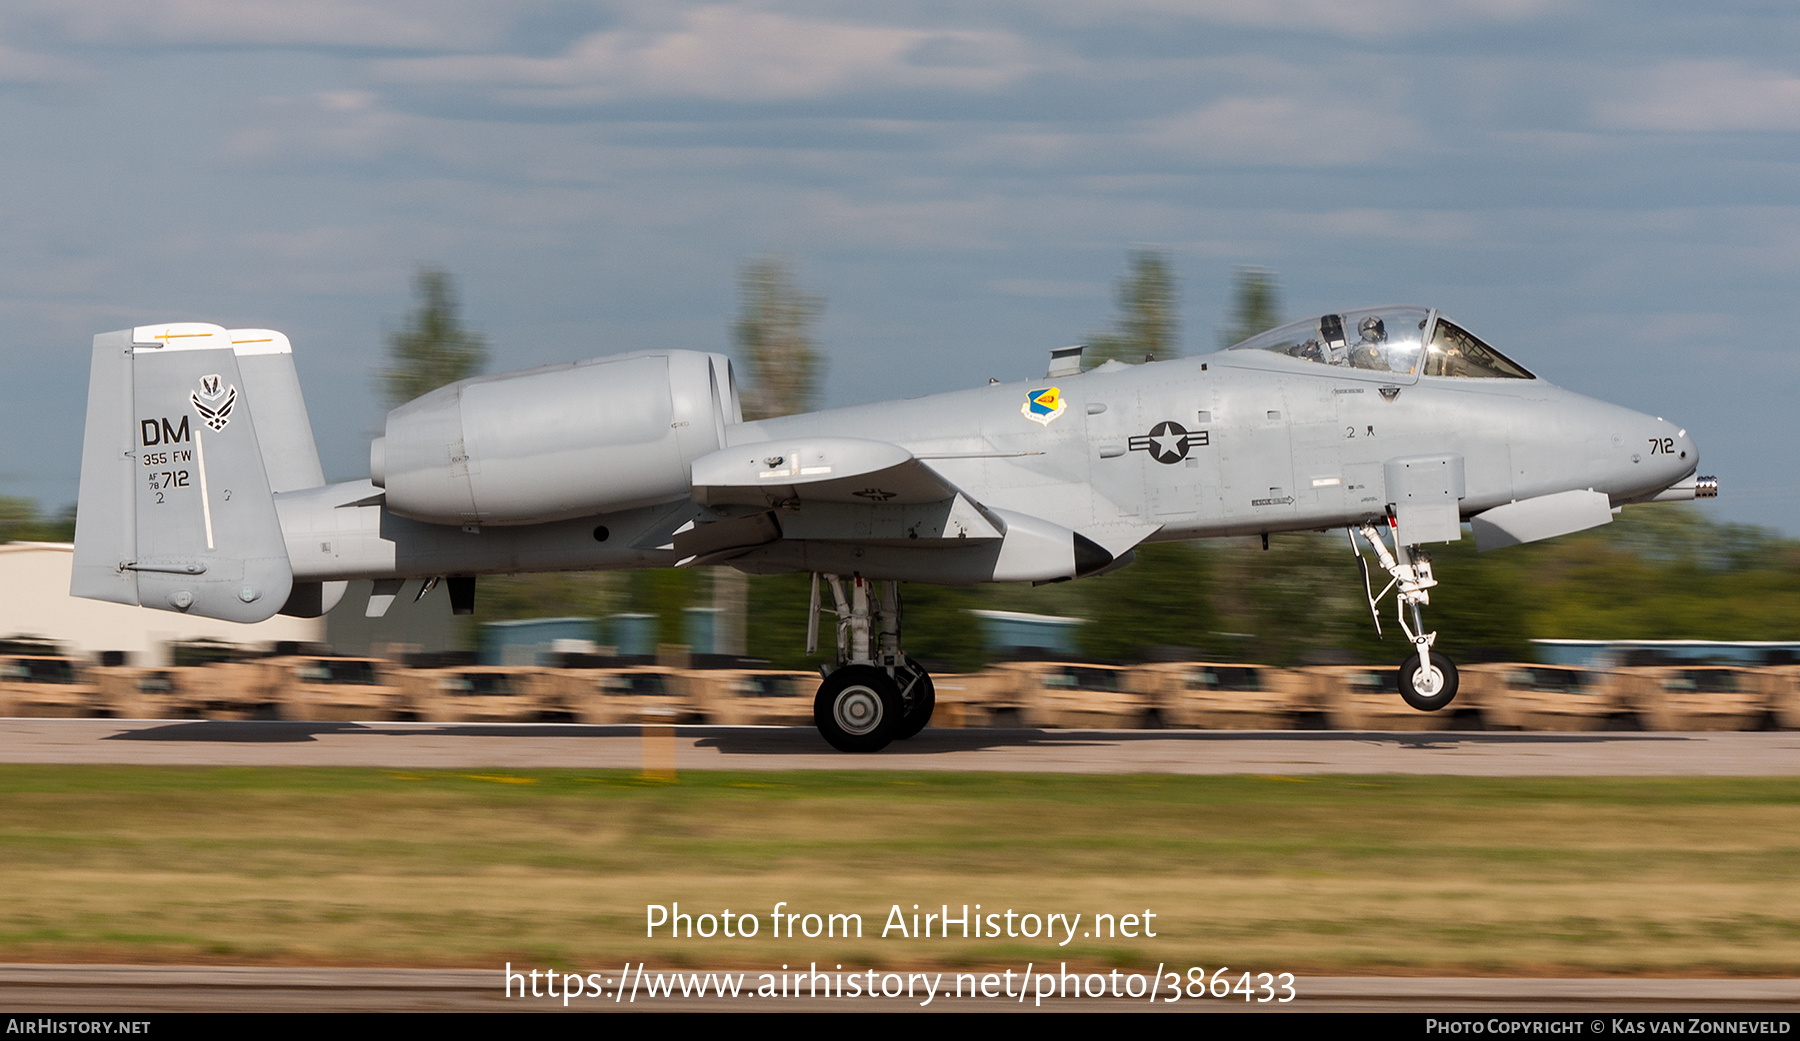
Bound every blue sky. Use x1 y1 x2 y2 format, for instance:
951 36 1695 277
2 1 1795 532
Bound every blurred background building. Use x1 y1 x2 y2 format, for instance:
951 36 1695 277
0 542 321 665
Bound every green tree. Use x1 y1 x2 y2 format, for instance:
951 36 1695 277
382 267 489 408
729 257 828 655
0 498 75 544
1075 542 1215 661
734 256 825 420
1086 249 1179 367
1218 266 1283 348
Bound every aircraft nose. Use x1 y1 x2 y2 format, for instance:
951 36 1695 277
1663 419 1697 472
1642 416 1697 484
1675 426 1698 469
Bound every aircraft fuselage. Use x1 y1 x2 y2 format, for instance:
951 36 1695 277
273 346 1694 585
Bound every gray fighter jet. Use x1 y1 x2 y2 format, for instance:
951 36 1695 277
70 306 1715 750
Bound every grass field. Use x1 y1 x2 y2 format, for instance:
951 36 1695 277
0 766 1796 975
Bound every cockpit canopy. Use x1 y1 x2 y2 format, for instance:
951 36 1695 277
1226 306 1533 379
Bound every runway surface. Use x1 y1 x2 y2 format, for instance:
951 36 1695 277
0 718 1796 774
1 965 1796 1012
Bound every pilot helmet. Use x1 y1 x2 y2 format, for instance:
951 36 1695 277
1358 315 1386 342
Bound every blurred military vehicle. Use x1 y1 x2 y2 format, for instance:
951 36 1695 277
1614 665 1773 732
1135 660 1315 729
258 655 400 721
0 655 107 718
399 664 560 723
92 665 207 719
963 660 1147 730
547 662 699 725
1766 666 1800 731
683 666 819 727
1457 664 1623 731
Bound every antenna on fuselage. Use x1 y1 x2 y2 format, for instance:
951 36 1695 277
1047 345 1085 378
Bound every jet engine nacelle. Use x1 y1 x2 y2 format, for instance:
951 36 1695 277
371 350 741 526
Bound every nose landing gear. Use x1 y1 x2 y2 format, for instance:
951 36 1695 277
807 573 936 752
1350 522 1460 713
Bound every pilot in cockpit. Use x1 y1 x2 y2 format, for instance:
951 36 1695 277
1349 315 1387 370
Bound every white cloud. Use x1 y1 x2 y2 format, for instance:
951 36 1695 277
1026 0 1563 39
373 6 1046 105
7 0 506 51
988 277 1107 298
0 41 86 85
1594 60 1800 133
224 91 411 163
1275 208 1478 243
1147 95 1424 166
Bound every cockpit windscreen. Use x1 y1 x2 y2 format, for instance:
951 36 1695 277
1422 319 1533 379
1228 307 1429 375
1227 307 1534 380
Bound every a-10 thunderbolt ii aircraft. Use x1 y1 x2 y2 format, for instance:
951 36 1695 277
71 305 1715 750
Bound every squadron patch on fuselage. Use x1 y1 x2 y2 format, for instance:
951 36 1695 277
191 374 237 432
1129 420 1209 464
1022 386 1066 426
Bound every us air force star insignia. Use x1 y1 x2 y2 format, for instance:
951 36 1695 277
1128 420 1208 464
191 374 238 432
1022 386 1065 426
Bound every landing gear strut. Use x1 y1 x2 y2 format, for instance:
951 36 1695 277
808 573 934 752
1349 521 1459 712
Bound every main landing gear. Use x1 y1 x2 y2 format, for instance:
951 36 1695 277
1348 521 1460 712
807 573 934 752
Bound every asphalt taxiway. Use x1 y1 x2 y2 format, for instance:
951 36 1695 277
0 718 1795 774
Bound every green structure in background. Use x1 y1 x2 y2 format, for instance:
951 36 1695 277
1085 249 1179 367
0 498 75 544
381 267 488 408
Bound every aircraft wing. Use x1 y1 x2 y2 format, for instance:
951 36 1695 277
684 438 1004 551
680 437 1140 582
691 437 972 508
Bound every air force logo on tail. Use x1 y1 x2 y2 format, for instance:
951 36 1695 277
191 374 237 432
1022 386 1065 425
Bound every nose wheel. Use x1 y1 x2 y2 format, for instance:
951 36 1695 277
1398 650 1458 712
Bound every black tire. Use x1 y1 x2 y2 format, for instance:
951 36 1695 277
892 665 936 741
1398 650 1458 712
814 665 901 753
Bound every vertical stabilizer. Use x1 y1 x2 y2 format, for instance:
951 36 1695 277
71 323 294 623
226 328 325 494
